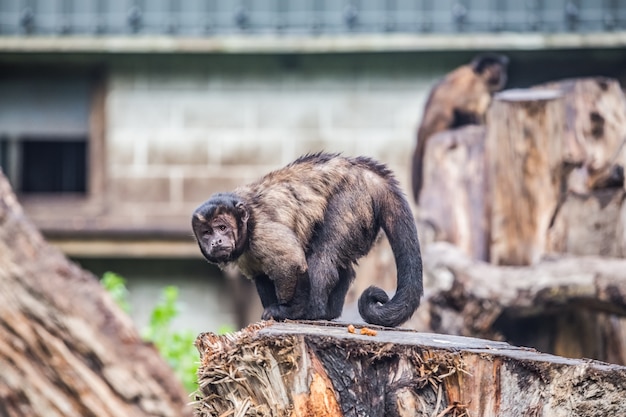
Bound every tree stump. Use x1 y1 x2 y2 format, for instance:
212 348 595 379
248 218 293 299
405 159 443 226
419 125 488 261
541 78 626 257
486 89 565 265
0 170 191 417
536 77 626 192
195 321 626 417
415 77 626 265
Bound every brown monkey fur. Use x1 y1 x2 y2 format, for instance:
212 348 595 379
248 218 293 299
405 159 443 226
192 153 423 327
411 53 509 203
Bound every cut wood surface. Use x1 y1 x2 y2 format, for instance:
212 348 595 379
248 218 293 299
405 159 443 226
0 170 191 417
486 88 564 265
195 320 626 417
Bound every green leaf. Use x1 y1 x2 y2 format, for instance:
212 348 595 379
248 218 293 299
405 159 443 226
100 271 131 313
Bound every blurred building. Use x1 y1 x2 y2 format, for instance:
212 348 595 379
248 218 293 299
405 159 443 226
0 1 625 333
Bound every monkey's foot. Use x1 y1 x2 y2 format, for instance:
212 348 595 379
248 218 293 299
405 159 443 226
262 304 290 321
262 304 334 321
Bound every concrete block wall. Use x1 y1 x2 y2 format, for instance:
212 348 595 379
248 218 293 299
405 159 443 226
105 53 454 231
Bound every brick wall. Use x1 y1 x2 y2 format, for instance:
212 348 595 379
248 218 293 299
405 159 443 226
104 53 451 231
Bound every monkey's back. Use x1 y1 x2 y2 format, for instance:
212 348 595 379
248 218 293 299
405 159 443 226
235 153 399 247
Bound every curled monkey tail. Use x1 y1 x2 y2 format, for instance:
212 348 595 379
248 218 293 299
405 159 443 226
358 185 423 327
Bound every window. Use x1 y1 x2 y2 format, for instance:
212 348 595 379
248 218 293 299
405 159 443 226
21 139 87 193
0 70 91 195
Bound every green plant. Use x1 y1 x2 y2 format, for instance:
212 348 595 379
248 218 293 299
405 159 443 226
142 286 199 393
100 271 131 313
99 273 200 393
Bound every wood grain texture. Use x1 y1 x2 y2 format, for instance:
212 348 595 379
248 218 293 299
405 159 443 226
0 170 191 417
419 125 488 261
547 188 626 257
195 320 626 417
536 77 626 191
486 89 564 266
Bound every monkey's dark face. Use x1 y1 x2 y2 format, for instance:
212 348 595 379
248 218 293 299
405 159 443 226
193 212 239 263
471 54 509 93
192 196 250 265
482 62 508 92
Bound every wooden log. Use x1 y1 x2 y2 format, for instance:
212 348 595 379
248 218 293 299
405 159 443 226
535 77 626 192
195 321 626 417
0 170 191 417
420 242 626 364
486 89 564 265
418 125 489 261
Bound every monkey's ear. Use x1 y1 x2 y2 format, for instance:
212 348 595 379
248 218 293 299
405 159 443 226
235 201 250 223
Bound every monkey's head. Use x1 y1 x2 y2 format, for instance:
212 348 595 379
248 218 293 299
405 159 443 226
192 193 250 265
471 53 509 93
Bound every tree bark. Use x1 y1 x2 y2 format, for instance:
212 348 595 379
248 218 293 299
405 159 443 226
547 187 626 257
535 77 626 193
539 78 626 258
486 89 564 265
195 320 626 417
418 242 626 364
0 171 191 417
418 125 489 261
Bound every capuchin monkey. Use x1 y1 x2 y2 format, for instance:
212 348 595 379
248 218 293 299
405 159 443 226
192 153 423 328
412 53 509 203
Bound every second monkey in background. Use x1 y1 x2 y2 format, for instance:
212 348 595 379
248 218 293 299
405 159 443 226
411 53 509 203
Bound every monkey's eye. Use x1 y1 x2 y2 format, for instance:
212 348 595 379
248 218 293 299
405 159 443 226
218 225 227 232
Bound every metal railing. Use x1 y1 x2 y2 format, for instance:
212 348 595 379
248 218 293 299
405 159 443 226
0 0 624 36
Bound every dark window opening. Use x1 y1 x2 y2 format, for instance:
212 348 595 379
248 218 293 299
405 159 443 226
0 137 87 194
0 69 93 196
21 139 87 193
